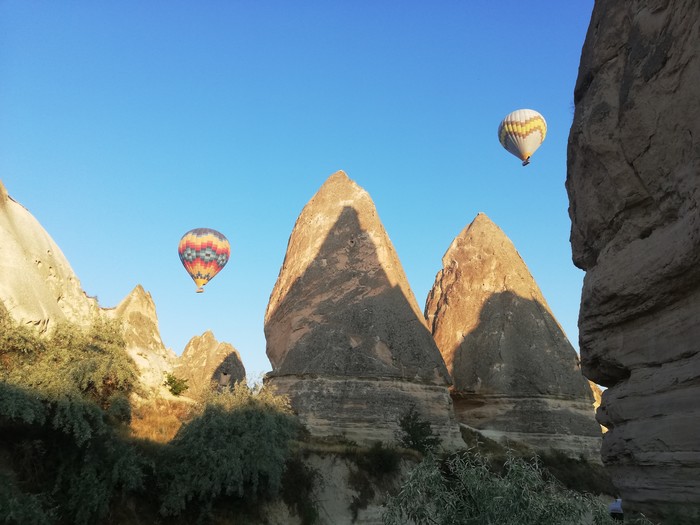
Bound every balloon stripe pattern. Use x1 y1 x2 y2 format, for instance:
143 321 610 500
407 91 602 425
498 109 547 165
178 228 230 293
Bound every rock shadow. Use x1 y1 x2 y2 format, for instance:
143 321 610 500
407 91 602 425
211 352 246 388
265 206 450 385
450 290 592 400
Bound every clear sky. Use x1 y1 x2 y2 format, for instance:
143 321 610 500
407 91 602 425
1 1 594 382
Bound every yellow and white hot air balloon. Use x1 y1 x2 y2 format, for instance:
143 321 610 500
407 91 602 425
498 109 547 166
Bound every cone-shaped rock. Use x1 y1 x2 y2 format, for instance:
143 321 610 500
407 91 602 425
105 285 176 396
174 330 246 400
425 213 600 459
265 171 463 449
0 180 100 331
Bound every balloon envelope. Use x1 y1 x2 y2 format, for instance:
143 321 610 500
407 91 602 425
178 228 230 293
498 109 547 165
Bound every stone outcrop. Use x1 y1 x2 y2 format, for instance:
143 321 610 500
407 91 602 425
567 0 700 520
174 330 246 399
425 213 601 460
0 180 100 331
105 285 177 396
265 171 463 449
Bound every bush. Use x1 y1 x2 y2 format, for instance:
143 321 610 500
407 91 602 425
382 451 619 525
164 373 189 396
395 405 441 454
158 383 301 519
0 314 144 525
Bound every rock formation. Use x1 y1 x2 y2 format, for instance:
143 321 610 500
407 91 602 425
425 213 601 460
0 181 234 400
174 330 246 399
265 171 463 449
567 1 700 520
104 285 177 396
0 180 100 331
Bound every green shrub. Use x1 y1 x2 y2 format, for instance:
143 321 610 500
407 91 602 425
158 383 301 519
0 471 52 525
382 451 618 525
164 373 189 396
0 314 144 525
395 405 441 454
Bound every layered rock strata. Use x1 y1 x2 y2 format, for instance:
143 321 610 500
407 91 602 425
174 330 246 399
425 213 601 460
567 0 700 519
0 180 100 331
567 0 700 520
265 171 463 450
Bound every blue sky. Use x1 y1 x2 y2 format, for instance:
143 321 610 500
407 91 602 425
1 1 594 381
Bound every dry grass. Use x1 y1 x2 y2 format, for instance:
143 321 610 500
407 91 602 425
129 397 197 443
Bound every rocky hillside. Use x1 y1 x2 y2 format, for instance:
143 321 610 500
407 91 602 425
425 213 601 461
0 180 240 400
567 0 700 520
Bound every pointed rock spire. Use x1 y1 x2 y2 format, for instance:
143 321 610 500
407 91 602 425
175 331 246 399
425 213 600 458
266 170 449 384
265 171 462 449
106 285 176 396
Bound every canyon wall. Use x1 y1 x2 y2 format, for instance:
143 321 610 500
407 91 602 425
567 0 700 520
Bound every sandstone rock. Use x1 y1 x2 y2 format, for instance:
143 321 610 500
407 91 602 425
174 330 246 399
425 213 601 460
0 180 100 331
265 171 463 450
105 285 177 396
567 0 700 519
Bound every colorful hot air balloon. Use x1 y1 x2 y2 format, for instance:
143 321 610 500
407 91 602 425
178 228 230 293
498 109 547 166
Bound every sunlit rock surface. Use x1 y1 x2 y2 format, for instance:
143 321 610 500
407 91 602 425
105 285 177 396
174 330 246 399
265 171 463 450
425 213 600 460
567 0 700 520
0 180 100 331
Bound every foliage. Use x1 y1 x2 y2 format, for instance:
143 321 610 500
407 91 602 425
351 441 401 481
0 470 52 525
0 313 144 525
395 405 441 454
163 373 189 396
158 382 301 519
281 455 319 525
382 450 620 525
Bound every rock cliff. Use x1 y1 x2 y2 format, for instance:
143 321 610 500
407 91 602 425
265 171 463 449
174 330 246 399
567 0 700 520
0 180 100 331
425 213 601 460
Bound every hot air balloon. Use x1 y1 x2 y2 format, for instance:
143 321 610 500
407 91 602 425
178 228 230 293
498 109 547 166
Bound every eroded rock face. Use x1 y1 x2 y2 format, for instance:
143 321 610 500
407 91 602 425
425 213 601 460
105 285 177 396
567 1 700 519
174 330 246 399
0 180 100 331
265 171 463 449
